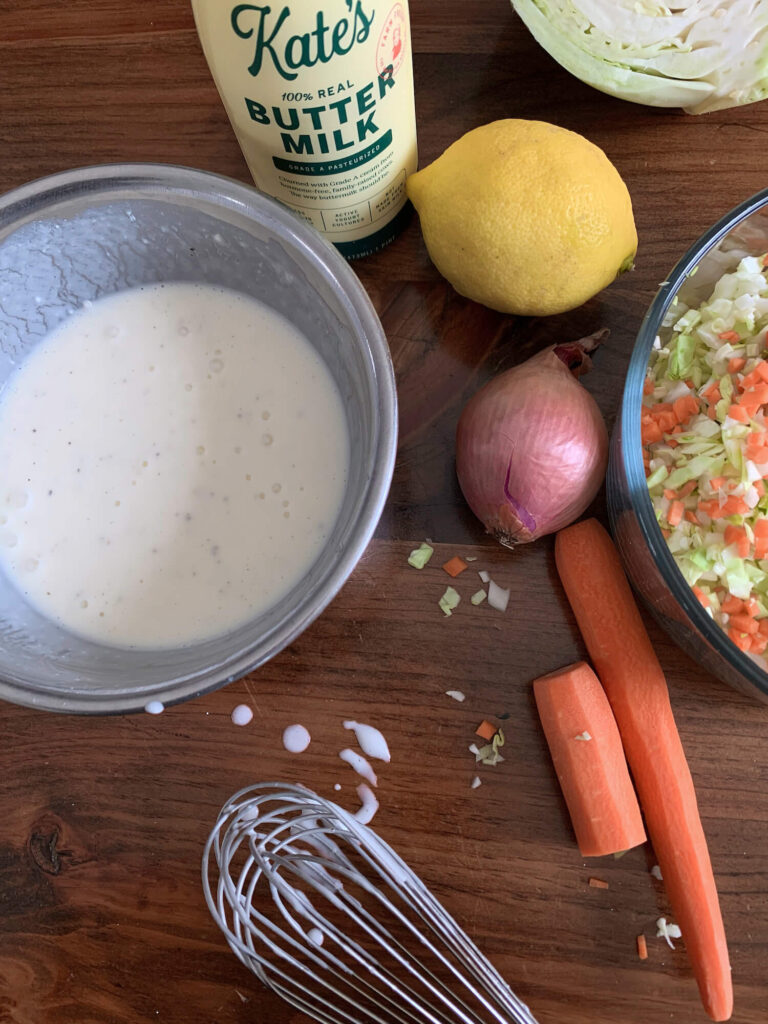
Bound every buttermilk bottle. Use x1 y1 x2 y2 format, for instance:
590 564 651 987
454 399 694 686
191 0 418 258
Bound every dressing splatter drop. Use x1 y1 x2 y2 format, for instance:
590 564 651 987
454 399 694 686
343 720 391 762
144 700 165 715
282 723 311 753
231 704 253 726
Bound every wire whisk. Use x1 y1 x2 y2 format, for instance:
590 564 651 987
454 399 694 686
203 782 539 1024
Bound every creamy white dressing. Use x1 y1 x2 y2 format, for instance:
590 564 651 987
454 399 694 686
282 723 311 753
339 748 378 788
342 720 391 762
0 283 349 648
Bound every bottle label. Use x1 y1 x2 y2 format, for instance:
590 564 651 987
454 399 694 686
192 1 418 254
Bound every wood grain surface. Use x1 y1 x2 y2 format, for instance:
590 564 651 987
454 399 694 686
1 2 767 1023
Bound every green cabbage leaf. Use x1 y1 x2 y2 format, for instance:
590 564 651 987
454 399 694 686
511 0 768 114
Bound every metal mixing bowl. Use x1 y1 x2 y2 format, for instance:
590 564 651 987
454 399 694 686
608 188 768 703
0 164 396 713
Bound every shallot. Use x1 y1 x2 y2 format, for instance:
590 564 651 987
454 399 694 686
455 331 608 545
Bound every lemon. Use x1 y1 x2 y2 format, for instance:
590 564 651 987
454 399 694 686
406 119 637 316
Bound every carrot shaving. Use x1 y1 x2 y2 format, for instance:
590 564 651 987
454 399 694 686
475 720 496 742
441 555 468 578
637 934 649 960
588 877 609 889
667 500 684 527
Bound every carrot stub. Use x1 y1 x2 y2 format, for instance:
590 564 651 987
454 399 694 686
637 934 649 961
533 661 646 858
554 519 732 1022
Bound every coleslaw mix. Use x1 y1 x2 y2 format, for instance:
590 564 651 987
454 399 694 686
643 253 768 664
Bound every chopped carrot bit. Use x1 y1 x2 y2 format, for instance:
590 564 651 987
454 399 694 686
724 524 750 558
678 480 697 498
663 488 677 501
719 331 741 343
755 480 765 498
702 381 721 401
588 877 609 889
754 518 768 537
684 511 699 525
637 934 648 960
475 720 497 742
692 586 710 608
728 356 746 372
729 614 759 635
750 635 768 655
728 404 750 423
442 555 468 578
745 598 761 617
756 538 768 560
759 619 768 638
673 394 700 424
643 379 654 395
728 629 752 652
721 594 744 615
667 500 684 527
642 420 663 444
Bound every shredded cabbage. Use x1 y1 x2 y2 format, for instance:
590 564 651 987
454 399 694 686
511 0 768 114
644 252 768 667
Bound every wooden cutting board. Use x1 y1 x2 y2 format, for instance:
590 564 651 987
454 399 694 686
1 2 766 1022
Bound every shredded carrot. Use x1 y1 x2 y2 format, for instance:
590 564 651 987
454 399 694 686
698 496 749 518
727 404 750 423
728 628 752 652
442 555 468 578
727 356 746 372
678 480 697 498
637 934 649 960
750 635 768 655
588 877 609 889
724 525 749 558
719 331 741 343
692 586 710 609
673 394 700 424
663 488 677 500
475 720 496 742
667 501 684 527
729 614 758 635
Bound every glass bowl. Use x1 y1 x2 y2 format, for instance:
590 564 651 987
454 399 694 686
608 188 768 703
0 164 396 713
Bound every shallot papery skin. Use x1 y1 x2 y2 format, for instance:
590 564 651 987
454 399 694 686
455 334 609 545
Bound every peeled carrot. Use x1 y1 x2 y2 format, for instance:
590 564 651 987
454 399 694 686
533 662 646 858
555 520 732 1022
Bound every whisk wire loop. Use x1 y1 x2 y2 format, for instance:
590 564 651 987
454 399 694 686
203 783 539 1024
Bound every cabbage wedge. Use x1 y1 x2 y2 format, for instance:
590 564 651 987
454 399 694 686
512 0 768 114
